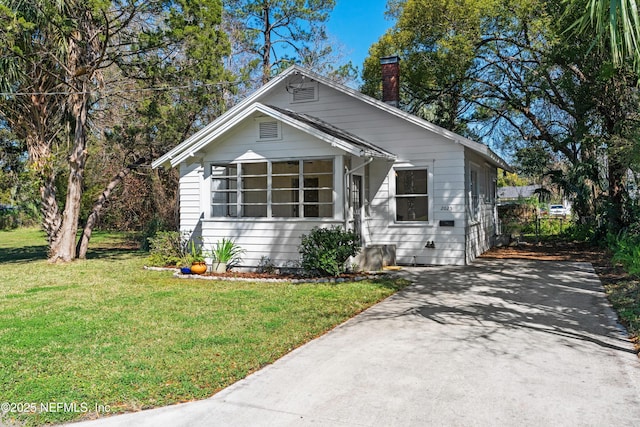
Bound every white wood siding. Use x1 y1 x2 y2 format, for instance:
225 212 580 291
200 112 344 163
201 219 343 267
177 114 348 266
175 78 500 267
260 82 470 265
465 149 498 263
179 162 203 238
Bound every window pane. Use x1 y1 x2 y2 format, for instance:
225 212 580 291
303 159 332 174
272 161 299 175
242 204 266 217
211 165 238 217
242 162 267 175
317 204 333 217
396 196 429 221
212 204 238 217
273 189 297 204
396 170 427 195
272 175 297 189
243 190 267 203
303 203 333 218
272 204 298 217
244 176 267 189
304 188 332 203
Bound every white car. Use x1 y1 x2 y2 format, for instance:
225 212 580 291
549 204 568 216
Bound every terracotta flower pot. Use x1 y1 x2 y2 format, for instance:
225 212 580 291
190 262 207 275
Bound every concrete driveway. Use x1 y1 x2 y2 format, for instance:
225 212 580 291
70 259 640 426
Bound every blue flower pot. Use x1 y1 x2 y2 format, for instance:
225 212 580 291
180 267 192 274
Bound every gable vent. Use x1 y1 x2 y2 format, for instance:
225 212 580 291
292 86 316 102
259 120 280 140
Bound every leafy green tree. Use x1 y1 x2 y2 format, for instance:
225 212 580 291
362 0 640 230
0 0 230 261
225 0 336 84
570 0 640 75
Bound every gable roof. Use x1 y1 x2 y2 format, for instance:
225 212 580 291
163 102 395 166
497 185 540 199
152 65 510 170
266 105 395 160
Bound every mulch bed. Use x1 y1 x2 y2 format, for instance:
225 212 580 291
145 267 380 283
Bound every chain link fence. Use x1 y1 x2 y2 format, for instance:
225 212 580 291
498 204 570 242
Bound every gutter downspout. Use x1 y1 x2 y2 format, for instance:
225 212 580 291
344 156 374 233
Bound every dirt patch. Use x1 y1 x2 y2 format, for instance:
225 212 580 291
482 241 606 264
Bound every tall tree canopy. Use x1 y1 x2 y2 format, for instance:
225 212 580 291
224 0 336 84
362 0 640 231
0 0 231 261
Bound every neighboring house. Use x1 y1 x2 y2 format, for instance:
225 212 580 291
152 57 511 267
497 185 541 204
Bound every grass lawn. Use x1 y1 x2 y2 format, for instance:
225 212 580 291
0 228 407 426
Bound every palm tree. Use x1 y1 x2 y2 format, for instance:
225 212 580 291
573 0 640 73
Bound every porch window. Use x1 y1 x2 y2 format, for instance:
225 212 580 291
211 159 333 218
303 159 333 217
242 162 268 217
395 169 428 222
211 165 238 217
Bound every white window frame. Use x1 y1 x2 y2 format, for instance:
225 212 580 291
391 165 433 225
209 157 334 219
469 162 481 223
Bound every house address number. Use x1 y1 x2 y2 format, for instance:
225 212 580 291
440 205 452 211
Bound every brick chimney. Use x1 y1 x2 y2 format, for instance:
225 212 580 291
380 56 400 107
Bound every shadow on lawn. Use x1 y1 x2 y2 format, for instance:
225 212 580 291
0 243 141 263
0 245 48 263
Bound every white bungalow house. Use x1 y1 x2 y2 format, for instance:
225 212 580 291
152 57 511 268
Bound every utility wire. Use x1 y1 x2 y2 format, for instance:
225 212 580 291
0 80 246 97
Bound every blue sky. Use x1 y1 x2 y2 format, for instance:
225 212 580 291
326 0 393 71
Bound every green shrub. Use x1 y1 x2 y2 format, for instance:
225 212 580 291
610 232 640 277
257 256 277 274
299 226 360 277
147 231 188 267
561 222 596 242
208 238 245 266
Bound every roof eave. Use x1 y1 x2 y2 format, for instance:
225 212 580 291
151 67 304 169
288 67 512 171
167 102 396 166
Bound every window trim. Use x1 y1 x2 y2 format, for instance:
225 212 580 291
469 162 481 223
209 157 335 219
391 166 432 225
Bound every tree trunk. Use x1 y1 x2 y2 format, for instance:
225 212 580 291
25 134 62 245
48 82 89 262
76 161 142 259
262 4 271 85
41 178 62 244
607 154 626 231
